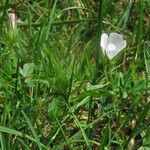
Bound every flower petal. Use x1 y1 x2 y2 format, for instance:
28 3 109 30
116 40 127 51
100 33 108 52
106 50 117 60
108 33 123 47
106 40 127 60
106 43 117 59
8 13 16 29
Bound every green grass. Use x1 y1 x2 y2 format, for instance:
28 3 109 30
0 0 150 149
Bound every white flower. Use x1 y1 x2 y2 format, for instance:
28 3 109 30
8 13 16 29
100 33 127 60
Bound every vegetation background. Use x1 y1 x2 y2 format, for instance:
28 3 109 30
0 0 149 149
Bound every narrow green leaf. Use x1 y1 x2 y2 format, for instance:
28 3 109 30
21 111 42 150
144 45 150 81
0 126 48 149
0 133 6 150
99 124 109 150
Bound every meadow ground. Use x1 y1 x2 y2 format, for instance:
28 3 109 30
0 0 150 149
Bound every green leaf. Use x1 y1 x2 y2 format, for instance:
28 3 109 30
86 82 108 91
99 124 109 150
0 133 7 150
142 130 150 145
138 146 150 150
25 78 49 87
144 44 150 81
19 63 35 78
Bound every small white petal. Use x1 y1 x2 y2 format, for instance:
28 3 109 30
108 33 123 47
116 40 127 51
106 41 127 60
100 33 108 53
106 43 117 59
106 50 117 60
8 13 16 29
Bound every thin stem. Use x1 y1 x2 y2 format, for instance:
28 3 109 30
87 0 104 142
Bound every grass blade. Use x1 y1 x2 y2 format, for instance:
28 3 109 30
0 126 48 149
0 133 6 150
144 44 150 81
21 111 42 150
99 124 109 150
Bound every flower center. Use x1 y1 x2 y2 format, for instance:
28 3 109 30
107 43 116 51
